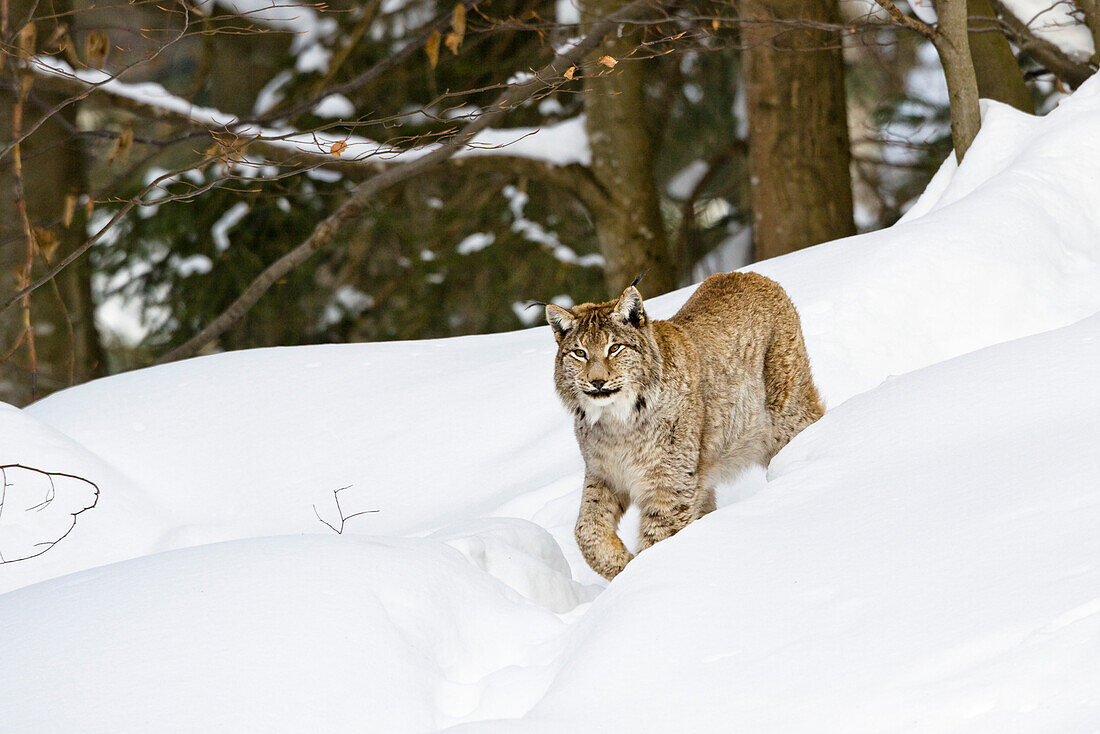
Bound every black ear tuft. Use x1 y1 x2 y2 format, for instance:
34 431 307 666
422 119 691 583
613 286 646 327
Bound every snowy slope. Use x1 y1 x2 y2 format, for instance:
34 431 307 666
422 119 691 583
452 312 1100 732
3 77 1100 733
0 404 170 589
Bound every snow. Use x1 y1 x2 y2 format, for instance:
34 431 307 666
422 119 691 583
457 116 590 167
295 42 332 74
502 184 603 267
253 68 294 115
998 0 1096 62
454 311 1100 732
201 0 338 54
666 158 709 199
175 253 214 276
210 200 251 252
456 232 496 254
874 0 1094 63
312 93 355 119
908 0 937 24
556 0 581 25
32 56 591 168
0 464 98 564
5 74 1100 733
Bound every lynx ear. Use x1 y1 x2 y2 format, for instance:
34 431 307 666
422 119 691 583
546 304 576 341
613 286 646 327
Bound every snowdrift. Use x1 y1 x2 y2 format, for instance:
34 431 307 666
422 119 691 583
3 78 1100 732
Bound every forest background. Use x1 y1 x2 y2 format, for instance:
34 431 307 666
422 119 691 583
1 0 1096 405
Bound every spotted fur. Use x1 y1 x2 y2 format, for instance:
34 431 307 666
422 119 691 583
547 272 824 580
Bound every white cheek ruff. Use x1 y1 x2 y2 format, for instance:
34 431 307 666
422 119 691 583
582 389 635 425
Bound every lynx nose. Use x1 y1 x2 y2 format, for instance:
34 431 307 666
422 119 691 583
590 379 606 390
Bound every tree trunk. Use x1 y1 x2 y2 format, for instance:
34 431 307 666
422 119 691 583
581 0 676 297
741 0 856 262
0 3 105 406
933 0 983 161
967 0 1033 112
1074 0 1100 65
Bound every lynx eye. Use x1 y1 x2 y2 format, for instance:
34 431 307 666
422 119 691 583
570 349 588 361
608 343 625 358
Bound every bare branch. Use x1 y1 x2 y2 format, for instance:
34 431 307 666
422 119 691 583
7 34 41 399
869 0 938 39
0 464 99 564
0 159 232 313
312 485 378 534
991 0 1097 86
251 0 487 125
0 0 193 162
154 0 665 365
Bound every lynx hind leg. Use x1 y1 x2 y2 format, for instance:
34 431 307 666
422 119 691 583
575 479 634 580
694 485 717 518
762 308 825 459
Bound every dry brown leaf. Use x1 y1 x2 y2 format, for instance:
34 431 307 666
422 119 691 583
425 29 441 69
85 30 110 68
330 140 348 157
452 3 466 36
211 132 249 163
563 65 576 80
597 55 617 68
712 18 720 32
33 228 60 262
109 127 134 166
446 4 466 55
444 31 461 55
62 193 78 228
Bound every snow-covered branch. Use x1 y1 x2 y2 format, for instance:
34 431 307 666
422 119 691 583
153 0 665 365
991 0 1097 86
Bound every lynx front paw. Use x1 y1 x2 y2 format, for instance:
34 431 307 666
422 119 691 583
590 542 634 581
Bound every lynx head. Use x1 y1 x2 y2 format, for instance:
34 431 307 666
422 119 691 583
546 285 661 423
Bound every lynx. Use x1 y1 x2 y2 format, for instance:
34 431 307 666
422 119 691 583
545 272 824 580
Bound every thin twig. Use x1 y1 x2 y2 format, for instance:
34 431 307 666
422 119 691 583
0 464 99 564
312 485 378 534
154 0 664 365
870 0 938 39
9 32 40 398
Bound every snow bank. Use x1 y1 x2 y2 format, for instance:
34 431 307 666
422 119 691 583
0 533 572 732
20 81 1100 580
4 67 1100 734
0 403 169 592
749 91 1100 403
455 310 1100 733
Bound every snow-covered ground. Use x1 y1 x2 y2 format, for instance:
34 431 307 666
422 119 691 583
3 78 1100 732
